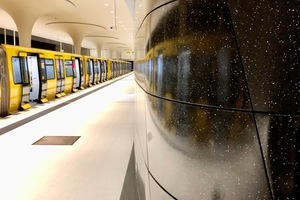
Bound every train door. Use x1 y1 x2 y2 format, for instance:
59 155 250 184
111 61 114 78
118 62 121 76
27 55 40 101
89 60 94 86
113 61 116 78
79 59 85 89
100 61 103 82
64 60 74 94
96 60 101 83
55 57 65 97
104 60 107 81
84 59 90 88
115 62 117 78
11 54 30 110
93 60 98 84
17 53 47 104
73 57 81 91
0 49 9 117
39 56 48 103
117 62 120 77
114 62 117 77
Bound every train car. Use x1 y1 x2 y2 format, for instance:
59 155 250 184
109 60 132 79
55 51 84 95
83 56 104 87
0 43 132 118
134 0 300 199
0 44 56 115
121 60 132 75
0 44 84 116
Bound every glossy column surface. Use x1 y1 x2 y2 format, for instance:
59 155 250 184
134 0 300 199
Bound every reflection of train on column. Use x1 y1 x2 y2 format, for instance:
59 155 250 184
134 0 300 199
0 44 132 117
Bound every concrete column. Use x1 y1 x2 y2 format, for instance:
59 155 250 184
13 15 36 47
103 49 110 58
96 44 103 58
69 32 85 54
111 50 118 59
102 49 110 58
72 36 83 54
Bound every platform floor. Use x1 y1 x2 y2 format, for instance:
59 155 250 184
0 73 136 200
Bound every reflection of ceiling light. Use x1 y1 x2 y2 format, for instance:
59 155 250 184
110 11 114 13
104 3 109 6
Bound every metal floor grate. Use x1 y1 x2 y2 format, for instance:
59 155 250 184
32 136 80 145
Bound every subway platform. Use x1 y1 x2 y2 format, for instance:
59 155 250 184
0 73 136 200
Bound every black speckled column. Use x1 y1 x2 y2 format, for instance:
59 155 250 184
134 0 300 199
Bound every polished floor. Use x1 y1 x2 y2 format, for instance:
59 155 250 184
0 73 135 200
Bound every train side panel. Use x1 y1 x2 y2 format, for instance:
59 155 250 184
3 46 23 113
106 59 112 80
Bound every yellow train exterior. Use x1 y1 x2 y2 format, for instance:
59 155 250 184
83 55 107 87
0 44 132 117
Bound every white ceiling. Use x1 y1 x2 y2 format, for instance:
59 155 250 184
0 0 138 57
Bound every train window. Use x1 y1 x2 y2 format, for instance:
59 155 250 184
104 61 107 72
40 59 47 82
21 58 30 84
89 60 93 74
86 61 90 74
44 59 55 80
65 60 73 77
12 57 30 85
94 62 99 73
55 59 64 79
12 57 22 84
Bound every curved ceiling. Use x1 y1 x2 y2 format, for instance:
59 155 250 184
0 0 135 57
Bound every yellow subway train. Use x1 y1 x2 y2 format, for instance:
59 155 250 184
0 44 132 117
